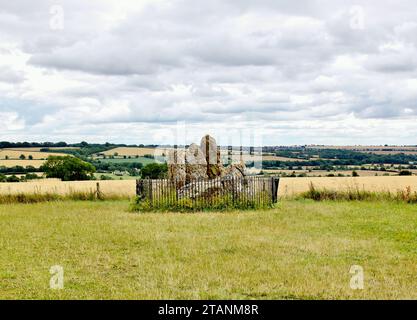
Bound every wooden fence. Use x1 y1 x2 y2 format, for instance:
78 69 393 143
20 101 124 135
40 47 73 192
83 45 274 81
136 176 280 210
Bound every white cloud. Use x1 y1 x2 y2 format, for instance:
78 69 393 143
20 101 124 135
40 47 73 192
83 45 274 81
1 0 417 144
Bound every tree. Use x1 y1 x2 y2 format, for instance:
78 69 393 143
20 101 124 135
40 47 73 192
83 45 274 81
28 155 33 160
19 154 26 160
399 170 412 176
141 163 167 179
41 156 96 181
352 171 359 177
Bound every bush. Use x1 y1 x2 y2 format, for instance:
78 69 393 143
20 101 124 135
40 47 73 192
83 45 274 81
141 163 167 179
6 175 20 183
41 156 96 181
399 170 413 176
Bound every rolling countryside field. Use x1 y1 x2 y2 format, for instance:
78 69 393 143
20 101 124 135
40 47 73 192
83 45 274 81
102 147 171 157
0 200 416 299
1 176 417 199
0 149 69 159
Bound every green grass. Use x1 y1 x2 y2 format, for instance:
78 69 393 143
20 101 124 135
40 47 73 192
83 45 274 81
98 157 156 165
94 173 138 180
0 200 416 299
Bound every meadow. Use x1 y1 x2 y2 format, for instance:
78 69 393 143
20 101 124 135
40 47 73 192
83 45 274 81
98 157 156 165
0 149 69 160
1 176 417 200
0 200 416 299
102 147 171 157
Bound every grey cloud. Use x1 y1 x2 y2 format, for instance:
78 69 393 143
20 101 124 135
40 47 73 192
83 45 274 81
2 0 417 144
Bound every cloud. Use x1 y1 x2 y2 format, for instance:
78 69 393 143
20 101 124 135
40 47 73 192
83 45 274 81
1 0 417 144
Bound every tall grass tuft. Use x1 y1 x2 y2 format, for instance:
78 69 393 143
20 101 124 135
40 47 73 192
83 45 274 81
300 182 417 203
130 193 274 213
0 191 127 204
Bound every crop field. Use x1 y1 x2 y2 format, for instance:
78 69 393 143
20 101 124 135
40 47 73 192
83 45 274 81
0 200 416 299
102 147 171 157
0 160 46 168
279 176 417 197
0 149 68 160
1 176 417 199
241 155 306 162
98 157 156 165
0 179 136 198
263 170 401 177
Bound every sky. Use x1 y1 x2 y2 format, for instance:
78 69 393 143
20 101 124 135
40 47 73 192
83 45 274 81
1 0 417 146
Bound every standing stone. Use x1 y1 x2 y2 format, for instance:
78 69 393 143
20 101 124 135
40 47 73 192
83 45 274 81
185 143 208 182
167 148 186 187
200 134 223 179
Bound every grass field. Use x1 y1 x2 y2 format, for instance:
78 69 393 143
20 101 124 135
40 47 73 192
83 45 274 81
102 147 170 157
1 176 417 199
98 157 156 165
0 149 69 160
94 173 138 180
0 180 136 197
0 200 416 299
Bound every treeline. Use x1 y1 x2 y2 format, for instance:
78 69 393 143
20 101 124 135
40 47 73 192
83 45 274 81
0 166 42 174
0 141 160 149
0 173 40 183
90 160 144 173
273 148 417 166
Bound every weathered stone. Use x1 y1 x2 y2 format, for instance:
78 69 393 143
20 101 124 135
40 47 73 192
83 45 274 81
200 134 219 165
167 148 186 186
223 162 246 179
185 143 207 182
170 135 248 199
200 135 225 179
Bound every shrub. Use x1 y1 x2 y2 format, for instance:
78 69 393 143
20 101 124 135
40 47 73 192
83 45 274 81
141 163 167 179
131 192 273 213
399 170 413 176
41 156 96 181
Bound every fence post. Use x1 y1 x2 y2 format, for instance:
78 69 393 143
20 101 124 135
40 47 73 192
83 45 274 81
228 145 233 165
148 178 153 203
271 177 280 203
136 179 145 199
96 182 101 200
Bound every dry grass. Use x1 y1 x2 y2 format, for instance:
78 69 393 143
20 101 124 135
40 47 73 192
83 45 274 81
2 176 417 202
279 176 417 198
0 160 46 168
0 149 69 160
0 180 136 198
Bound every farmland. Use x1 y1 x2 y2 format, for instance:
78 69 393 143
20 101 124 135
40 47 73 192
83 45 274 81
102 147 170 157
0 200 416 299
1 176 417 199
0 149 69 159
